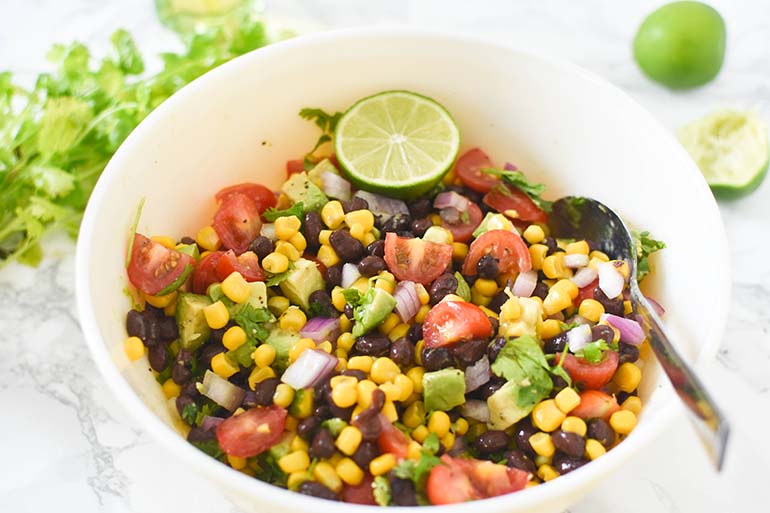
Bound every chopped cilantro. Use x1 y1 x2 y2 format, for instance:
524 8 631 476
454 272 471 302
550 345 572 387
373 475 392 506
253 452 287 486
341 287 362 307
632 230 666 282
181 402 198 425
482 167 553 212
263 202 304 222
233 304 272 342
392 452 441 488
575 340 610 364
422 433 441 455
191 440 225 461
491 335 553 409
265 262 295 287
299 108 343 167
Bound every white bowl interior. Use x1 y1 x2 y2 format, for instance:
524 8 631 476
77 29 729 513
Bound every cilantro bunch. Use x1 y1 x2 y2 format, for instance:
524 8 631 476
0 20 272 267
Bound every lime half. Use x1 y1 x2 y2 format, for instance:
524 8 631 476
334 90 460 199
679 110 769 199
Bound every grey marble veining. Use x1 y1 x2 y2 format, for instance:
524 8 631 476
1 1 768 512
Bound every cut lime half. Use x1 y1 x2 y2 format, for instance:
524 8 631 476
678 110 769 199
334 90 460 199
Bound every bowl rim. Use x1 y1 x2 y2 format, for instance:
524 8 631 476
75 25 731 511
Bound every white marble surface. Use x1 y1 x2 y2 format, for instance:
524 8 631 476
1 0 768 511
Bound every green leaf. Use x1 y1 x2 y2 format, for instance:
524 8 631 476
373 475 392 506
422 433 441 455
550 345 572 387
299 107 343 165
574 340 610 364
454 272 471 302
265 268 292 287
233 304 273 344
253 452 287 486
392 451 441 489
36 97 93 157
341 288 362 307
482 167 553 212
263 202 304 222
491 335 553 409
191 440 225 461
21 165 75 198
110 29 144 75
632 230 665 282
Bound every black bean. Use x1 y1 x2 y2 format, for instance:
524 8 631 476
342 197 368 213
310 428 336 459
448 436 468 456
148 344 169 371
488 316 499 336
314 378 332 405
390 337 415 367
313 404 332 420
381 213 412 234
252 378 280 406
308 289 334 317
143 316 161 347
341 369 367 381
476 254 499 280
487 337 507 362
618 342 640 364
343 303 354 320
208 328 226 346
408 323 423 343
487 290 509 313
352 440 379 468
328 402 354 422
158 315 178 341
587 419 616 448
593 288 624 316
370 389 386 412
451 338 489 368
543 332 569 354
408 198 432 219
531 281 549 300
175 395 194 418
330 229 365 263
126 310 147 340
172 362 192 385
553 456 587 475
474 430 510 454
616 390 636 405
506 449 537 474
144 305 165 317
181 380 201 400
358 255 386 277
298 481 339 501
542 237 559 255
591 325 615 345
354 333 391 357
421 347 454 371
551 430 586 458
187 426 216 442
513 419 538 456
478 376 505 399
367 239 385 258
550 375 568 395
199 342 224 368
248 236 274 261
390 476 418 506
303 211 323 252
429 273 458 305
297 416 321 440
180 236 196 245
411 218 433 237
324 264 343 290
353 407 382 441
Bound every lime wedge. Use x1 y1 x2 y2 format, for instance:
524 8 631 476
334 90 460 199
679 110 769 199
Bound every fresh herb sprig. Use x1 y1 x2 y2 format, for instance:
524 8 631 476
482 167 553 212
298 108 342 168
632 230 666 282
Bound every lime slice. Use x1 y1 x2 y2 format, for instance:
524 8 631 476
633 1 726 89
678 110 769 199
334 90 460 199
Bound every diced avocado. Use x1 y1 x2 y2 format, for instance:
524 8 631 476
487 380 533 430
472 212 514 238
176 292 213 350
268 432 293 461
422 368 466 411
208 283 224 302
351 287 397 337
175 243 200 260
265 328 301 371
321 418 348 437
279 258 325 311
307 158 339 186
288 387 314 418
245 281 268 310
282 171 328 213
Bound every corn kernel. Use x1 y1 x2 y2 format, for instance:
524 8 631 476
227 455 247 470
289 435 309 454
416 284 430 305
370 357 400 384
454 418 469 436
196 225 221 251
613 363 642 393
145 291 177 309
403 401 426 428
543 289 572 316
612 260 630 280
336 426 363 456
321 200 345 229
411 425 429 443
388 323 411 342
278 450 310 473
332 384 358 408
407 441 423 461
423 226 453 245
285 415 299 431
280 307 307 332
379 382 401 402
578 298 605 323
212 352 239 378
161 378 180 399
428 411 451 438
382 400 399 422
624 300 633 315
473 278 498 296
247 366 276 389
540 319 562 339
288 337 316 363
317 244 340 268
487 213 514 231
222 326 247 351
621 396 643 414
393 374 414 402
374 275 396 295
442 432 456 450
529 432 555 458
589 250 610 262
328 452 343 467
317 340 333 353
561 416 587 437
313 462 343 493
273 383 295 408
554 387 581 414
406 367 425 394
609 410 637 435
336 458 364 486
150 235 176 248
378 312 401 336
585 438 607 460
369 453 397 476
163 302 177 316
479 305 498 319
318 229 333 246
262 252 289 274
275 215 302 241
203 300 229 329
337 332 356 352
532 399 566 432
289 232 307 253
537 464 559 482
522 224 546 244
275 240 301 262
471 289 491 307
345 209 375 232
356 380 378 408
543 253 572 279
267 295 290 316
253 343 277 368
566 240 590 255
124 336 145 361
415 304 430 323
287 471 308 490
529 244 548 271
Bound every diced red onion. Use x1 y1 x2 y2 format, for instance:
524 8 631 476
601 313 645 345
503 162 518 171
299 317 341 343
393 280 420 323
434 191 471 211
281 349 338 389
201 370 247 412
564 253 589 268
571 267 598 288
341 263 361 288
200 415 225 431
439 207 461 224
512 270 538 297
645 295 665 316
260 223 276 240
461 399 490 423
353 191 408 221
465 356 491 392
321 171 351 201
566 314 590 326
567 324 592 353
598 262 624 299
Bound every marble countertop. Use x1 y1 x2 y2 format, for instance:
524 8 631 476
1 0 768 511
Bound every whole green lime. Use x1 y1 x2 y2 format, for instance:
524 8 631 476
633 1 726 89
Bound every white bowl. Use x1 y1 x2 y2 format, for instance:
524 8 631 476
76 28 730 513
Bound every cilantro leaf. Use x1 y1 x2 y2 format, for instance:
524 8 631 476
632 230 666 282
253 452 288 486
373 475 392 506
392 452 441 488
341 288 362 307
422 433 441 455
265 268 292 287
263 202 304 222
181 402 198 425
454 272 471 302
482 167 553 212
229 304 273 366
574 340 610 364
549 345 572 387
299 108 343 167
191 440 225 461
491 335 553 409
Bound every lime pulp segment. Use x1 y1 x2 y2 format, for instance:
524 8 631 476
334 91 460 195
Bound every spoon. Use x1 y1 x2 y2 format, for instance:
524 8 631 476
549 196 729 470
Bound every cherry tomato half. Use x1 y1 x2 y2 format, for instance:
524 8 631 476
454 148 499 193
483 182 548 224
212 192 262 255
127 233 194 296
215 250 266 282
462 229 532 276
216 406 287 458
423 301 494 348
556 350 619 390
192 250 225 294
426 455 528 505
441 202 483 243
569 390 621 421
383 232 453 286
215 183 276 213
